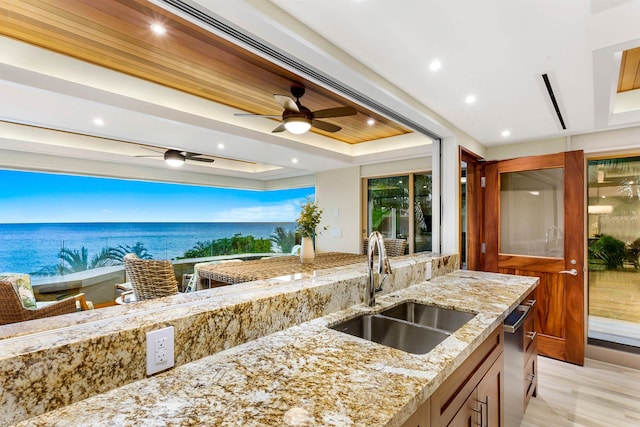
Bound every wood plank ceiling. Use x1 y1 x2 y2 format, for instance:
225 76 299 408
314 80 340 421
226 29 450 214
618 46 640 93
0 0 411 144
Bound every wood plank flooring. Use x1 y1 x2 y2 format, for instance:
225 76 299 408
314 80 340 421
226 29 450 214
521 356 640 426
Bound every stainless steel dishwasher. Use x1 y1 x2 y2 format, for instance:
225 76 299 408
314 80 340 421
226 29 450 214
503 303 533 426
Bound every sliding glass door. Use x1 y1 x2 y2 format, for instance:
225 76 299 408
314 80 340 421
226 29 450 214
365 173 432 253
588 156 640 351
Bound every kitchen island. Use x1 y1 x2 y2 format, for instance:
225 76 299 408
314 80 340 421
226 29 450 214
15 270 537 426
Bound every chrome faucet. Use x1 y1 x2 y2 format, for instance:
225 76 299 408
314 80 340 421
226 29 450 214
366 231 393 307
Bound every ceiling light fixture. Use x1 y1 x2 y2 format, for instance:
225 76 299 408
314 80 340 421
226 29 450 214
367 118 375 126
283 116 312 134
93 118 104 126
292 158 298 164
150 23 167 35
501 130 511 137
465 95 476 104
164 150 185 167
217 143 224 149
429 59 442 71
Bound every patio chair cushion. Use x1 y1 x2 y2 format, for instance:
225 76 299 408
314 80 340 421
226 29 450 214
0 273 37 309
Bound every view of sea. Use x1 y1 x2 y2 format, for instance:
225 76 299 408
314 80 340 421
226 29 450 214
0 222 295 274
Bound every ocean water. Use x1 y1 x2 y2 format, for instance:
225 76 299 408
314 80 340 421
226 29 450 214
0 222 295 274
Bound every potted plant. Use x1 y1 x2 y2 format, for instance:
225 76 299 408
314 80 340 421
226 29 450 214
295 198 327 263
588 234 626 270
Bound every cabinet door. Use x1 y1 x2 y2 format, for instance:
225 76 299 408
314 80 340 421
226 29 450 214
401 398 430 427
447 391 479 427
477 353 504 427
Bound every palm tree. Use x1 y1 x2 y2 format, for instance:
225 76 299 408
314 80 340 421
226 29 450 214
270 227 297 253
110 242 153 262
56 246 118 274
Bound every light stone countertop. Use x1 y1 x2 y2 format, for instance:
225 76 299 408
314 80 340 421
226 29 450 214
16 270 538 427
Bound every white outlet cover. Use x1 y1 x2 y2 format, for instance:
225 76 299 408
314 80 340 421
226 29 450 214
146 326 175 375
425 262 432 280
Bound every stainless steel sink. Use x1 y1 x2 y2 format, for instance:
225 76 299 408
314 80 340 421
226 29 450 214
330 314 450 354
379 302 476 333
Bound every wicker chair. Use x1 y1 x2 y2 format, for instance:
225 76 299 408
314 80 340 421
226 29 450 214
123 254 179 301
362 237 407 257
0 281 88 326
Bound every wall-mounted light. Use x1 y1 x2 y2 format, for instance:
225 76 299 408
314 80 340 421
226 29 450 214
164 150 185 167
283 116 312 134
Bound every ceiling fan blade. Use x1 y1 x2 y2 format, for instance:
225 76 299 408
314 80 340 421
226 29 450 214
274 94 299 112
234 113 282 118
272 123 287 133
185 153 215 163
312 106 357 119
311 119 341 133
187 157 215 163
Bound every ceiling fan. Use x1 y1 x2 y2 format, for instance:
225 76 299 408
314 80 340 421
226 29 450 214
136 148 215 167
235 86 357 134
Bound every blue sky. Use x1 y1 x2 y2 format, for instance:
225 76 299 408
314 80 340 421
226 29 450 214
0 170 314 223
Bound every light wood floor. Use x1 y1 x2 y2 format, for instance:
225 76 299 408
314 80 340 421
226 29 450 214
521 356 640 426
589 270 640 323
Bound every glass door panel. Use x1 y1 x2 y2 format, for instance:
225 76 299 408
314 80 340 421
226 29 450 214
367 176 409 240
414 173 432 252
588 156 640 350
500 168 564 258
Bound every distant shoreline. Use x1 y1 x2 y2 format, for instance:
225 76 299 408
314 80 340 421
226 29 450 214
0 222 295 274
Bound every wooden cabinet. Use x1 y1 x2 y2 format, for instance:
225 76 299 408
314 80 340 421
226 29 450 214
430 327 504 427
446 391 478 426
401 398 430 427
476 352 504 427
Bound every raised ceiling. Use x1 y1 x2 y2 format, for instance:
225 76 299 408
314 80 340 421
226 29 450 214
1 1 640 186
0 0 409 144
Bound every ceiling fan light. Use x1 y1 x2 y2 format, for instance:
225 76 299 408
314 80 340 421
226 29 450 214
283 116 312 134
164 150 185 167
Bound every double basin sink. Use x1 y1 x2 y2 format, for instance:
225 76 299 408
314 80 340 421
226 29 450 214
330 302 476 354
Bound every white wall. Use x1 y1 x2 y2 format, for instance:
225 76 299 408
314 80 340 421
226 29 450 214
315 167 361 253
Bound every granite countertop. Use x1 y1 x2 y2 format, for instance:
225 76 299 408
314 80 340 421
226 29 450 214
17 270 537 427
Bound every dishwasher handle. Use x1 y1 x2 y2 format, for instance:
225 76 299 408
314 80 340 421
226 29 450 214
503 304 531 333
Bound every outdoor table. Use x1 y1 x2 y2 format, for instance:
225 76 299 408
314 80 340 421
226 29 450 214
195 252 367 285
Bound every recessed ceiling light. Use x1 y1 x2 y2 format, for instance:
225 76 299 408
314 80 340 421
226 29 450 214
465 95 476 104
367 118 375 126
429 59 442 71
217 143 224 149
501 130 511 137
292 158 298 164
150 23 167 35
93 118 104 126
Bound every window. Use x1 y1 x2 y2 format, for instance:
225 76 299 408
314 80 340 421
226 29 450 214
0 169 313 278
364 173 432 253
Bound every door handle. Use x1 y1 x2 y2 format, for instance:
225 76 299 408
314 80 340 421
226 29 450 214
559 268 577 276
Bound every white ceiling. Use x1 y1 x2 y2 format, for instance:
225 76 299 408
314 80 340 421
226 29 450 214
1 0 640 186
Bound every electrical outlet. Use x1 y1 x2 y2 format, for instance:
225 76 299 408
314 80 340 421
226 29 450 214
146 326 175 375
425 262 432 280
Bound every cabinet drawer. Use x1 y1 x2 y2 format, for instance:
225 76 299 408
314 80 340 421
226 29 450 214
524 353 538 408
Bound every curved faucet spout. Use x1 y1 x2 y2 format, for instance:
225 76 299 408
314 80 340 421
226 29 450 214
366 231 393 307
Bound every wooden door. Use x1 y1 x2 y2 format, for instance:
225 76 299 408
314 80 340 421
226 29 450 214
483 151 585 365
